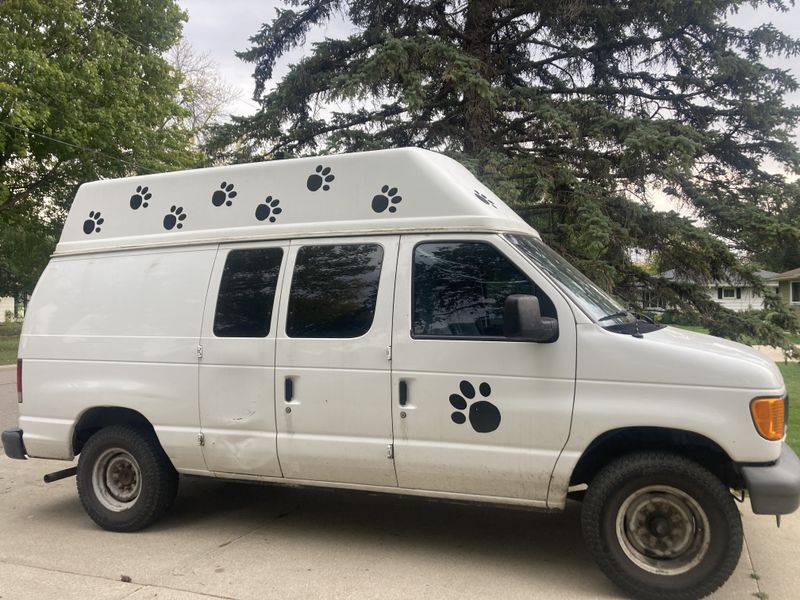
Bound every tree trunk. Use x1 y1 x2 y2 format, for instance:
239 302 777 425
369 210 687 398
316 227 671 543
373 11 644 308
462 0 494 155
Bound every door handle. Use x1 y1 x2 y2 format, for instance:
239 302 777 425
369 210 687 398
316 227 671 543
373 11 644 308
284 377 293 402
399 380 408 406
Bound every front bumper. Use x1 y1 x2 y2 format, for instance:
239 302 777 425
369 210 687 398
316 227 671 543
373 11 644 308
742 443 800 515
1 428 27 460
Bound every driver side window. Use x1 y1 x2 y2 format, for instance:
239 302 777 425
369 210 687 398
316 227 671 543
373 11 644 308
412 241 555 338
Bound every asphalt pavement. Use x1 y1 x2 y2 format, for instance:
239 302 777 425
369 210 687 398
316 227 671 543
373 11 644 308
0 365 796 599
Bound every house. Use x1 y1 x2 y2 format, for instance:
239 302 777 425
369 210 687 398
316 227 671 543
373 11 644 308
646 269 778 312
0 296 14 322
770 268 800 314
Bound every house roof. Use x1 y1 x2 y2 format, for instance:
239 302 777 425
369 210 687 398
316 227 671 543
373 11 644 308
656 269 778 286
771 267 800 281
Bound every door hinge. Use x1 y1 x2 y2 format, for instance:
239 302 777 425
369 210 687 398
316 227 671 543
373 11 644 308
386 345 392 361
196 344 204 359
386 443 394 459
197 433 205 446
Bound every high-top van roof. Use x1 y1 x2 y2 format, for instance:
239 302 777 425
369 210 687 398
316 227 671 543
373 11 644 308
56 147 538 256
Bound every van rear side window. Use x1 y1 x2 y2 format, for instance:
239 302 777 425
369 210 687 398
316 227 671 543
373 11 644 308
287 244 384 338
213 248 284 337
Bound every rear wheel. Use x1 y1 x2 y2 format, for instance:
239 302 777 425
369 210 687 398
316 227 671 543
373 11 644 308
77 425 178 532
581 452 742 600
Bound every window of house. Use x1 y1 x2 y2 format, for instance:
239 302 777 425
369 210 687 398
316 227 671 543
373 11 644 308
286 244 384 338
791 281 800 304
717 287 738 299
412 241 555 338
214 248 283 337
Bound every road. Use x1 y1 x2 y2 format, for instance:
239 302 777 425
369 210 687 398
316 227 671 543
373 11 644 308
0 364 794 599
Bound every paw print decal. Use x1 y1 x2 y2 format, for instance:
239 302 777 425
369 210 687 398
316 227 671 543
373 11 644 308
255 196 282 223
129 186 151 210
307 165 335 192
82 211 104 235
474 190 496 208
212 181 237 207
449 380 501 433
163 205 187 230
371 185 402 214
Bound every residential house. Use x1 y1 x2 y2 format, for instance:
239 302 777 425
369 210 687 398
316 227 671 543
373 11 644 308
647 269 778 312
0 296 14 322
770 268 800 314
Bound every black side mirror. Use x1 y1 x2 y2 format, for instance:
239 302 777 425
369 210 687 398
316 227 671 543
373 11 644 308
504 294 559 343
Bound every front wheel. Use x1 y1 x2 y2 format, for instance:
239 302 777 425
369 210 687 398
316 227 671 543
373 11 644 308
581 452 742 600
77 425 178 532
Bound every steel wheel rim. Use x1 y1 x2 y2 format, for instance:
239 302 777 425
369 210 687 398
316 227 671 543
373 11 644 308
615 484 711 575
92 447 142 512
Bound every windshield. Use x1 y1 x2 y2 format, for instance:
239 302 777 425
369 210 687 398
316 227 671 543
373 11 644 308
504 234 634 326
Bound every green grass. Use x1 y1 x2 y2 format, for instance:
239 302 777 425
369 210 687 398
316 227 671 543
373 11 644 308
0 321 21 365
779 363 800 454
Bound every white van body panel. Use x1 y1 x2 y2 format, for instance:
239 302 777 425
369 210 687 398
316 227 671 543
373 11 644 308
197 241 288 478
55 148 534 256
546 323 786 508
273 236 400 487
391 233 577 503
19 247 215 469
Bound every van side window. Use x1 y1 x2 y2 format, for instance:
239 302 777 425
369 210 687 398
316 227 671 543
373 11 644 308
413 242 556 338
213 248 284 337
287 244 384 338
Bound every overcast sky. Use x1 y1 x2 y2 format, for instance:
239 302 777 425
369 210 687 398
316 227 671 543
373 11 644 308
177 1 800 120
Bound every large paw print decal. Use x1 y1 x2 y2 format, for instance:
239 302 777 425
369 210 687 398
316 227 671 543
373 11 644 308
212 181 237 207
449 380 501 433
130 186 151 210
372 185 402 213
255 196 282 223
307 165 335 192
83 211 104 235
163 205 187 230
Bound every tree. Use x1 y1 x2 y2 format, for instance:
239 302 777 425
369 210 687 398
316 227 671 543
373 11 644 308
209 0 800 351
169 39 240 149
0 0 199 303
0 214 55 314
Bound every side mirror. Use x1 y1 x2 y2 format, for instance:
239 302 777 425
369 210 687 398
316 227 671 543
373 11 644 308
504 294 558 343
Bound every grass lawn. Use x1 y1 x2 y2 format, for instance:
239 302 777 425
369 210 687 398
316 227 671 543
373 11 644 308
0 321 21 365
779 363 800 453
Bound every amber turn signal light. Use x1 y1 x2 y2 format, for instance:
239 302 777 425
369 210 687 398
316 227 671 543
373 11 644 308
750 397 785 441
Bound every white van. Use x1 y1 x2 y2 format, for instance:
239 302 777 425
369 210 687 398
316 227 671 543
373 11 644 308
2 148 799 599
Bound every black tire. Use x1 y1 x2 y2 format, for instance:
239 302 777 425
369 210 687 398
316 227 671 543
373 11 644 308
76 425 178 532
581 452 742 600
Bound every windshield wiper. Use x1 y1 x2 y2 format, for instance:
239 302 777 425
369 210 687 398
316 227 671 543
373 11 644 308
598 310 632 323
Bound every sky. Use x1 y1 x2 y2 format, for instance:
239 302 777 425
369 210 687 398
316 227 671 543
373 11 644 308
176 1 353 117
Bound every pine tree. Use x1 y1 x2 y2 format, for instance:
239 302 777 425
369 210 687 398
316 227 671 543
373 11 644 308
209 0 800 351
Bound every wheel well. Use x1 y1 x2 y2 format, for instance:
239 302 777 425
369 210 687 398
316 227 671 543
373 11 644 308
72 407 155 455
569 427 744 490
